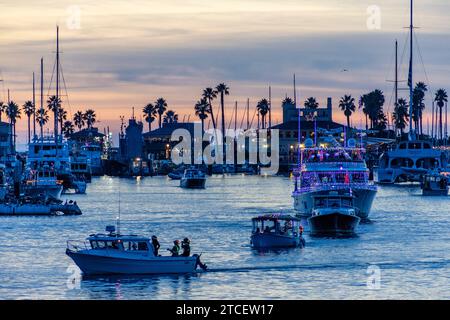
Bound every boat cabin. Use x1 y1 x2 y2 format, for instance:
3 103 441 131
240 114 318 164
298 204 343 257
311 193 357 217
252 214 302 236
183 168 205 178
84 226 155 255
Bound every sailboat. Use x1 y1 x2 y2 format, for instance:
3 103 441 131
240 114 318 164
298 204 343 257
374 0 447 184
26 27 87 195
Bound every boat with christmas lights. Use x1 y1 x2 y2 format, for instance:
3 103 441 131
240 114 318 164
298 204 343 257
292 138 377 220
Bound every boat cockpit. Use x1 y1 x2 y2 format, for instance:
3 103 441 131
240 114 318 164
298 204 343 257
251 215 301 236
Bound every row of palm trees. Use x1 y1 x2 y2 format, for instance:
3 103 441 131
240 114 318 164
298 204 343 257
142 98 182 132
0 95 98 149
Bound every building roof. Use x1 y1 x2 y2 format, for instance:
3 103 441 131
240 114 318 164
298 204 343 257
143 122 196 138
69 127 105 139
270 120 347 131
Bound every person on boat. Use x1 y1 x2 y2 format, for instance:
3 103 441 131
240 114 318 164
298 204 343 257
181 238 191 257
168 240 181 256
183 238 208 271
151 235 160 256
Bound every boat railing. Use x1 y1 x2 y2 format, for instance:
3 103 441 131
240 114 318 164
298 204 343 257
66 240 89 252
294 182 377 194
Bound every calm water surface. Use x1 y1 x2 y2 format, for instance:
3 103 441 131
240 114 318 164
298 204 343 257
0 175 449 300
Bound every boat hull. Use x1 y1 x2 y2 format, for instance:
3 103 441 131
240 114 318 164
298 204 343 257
422 188 449 196
66 250 198 275
180 178 206 189
293 187 377 219
308 213 360 236
23 185 63 200
250 233 305 248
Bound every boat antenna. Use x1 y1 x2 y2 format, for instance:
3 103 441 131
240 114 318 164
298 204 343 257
117 181 121 236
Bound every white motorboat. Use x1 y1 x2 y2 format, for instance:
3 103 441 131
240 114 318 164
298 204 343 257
66 226 200 275
180 167 206 189
308 192 361 236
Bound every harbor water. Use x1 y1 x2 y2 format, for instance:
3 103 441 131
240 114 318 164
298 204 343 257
0 175 449 300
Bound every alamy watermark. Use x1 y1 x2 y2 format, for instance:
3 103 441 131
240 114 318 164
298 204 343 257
66 264 82 290
66 5 82 30
170 124 280 175
366 265 381 289
366 5 381 30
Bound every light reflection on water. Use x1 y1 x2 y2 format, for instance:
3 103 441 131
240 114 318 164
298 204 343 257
0 175 449 300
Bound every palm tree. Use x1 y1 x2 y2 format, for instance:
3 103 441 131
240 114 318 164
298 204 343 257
0 101 6 122
58 106 67 134
360 95 369 130
23 100 35 143
339 95 356 128
83 109 96 129
202 88 217 131
47 95 61 136
304 97 319 121
36 109 49 140
143 103 157 132
282 97 295 107
362 90 385 129
256 99 270 129
435 89 448 141
392 98 409 136
6 101 21 150
216 83 230 160
195 98 210 135
163 110 178 124
304 97 319 109
154 98 168 128
62 120 75 138
73 111 85 131
412 82 427 135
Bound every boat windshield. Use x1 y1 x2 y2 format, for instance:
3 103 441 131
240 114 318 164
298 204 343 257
253 219 297 235
90 239 149 251
314 197 353 208
303 148 364 163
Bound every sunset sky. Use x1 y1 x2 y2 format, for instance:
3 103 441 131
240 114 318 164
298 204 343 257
1 0 450 147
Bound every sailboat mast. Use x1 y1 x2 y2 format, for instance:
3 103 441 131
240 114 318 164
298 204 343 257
55 25 60 145
246 98 249 130
32 72 36 140
40 58 44 142
268 86 272 128
395 40 398 108
408 0 414 141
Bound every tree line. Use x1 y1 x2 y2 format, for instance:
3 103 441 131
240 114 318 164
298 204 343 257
0 95 97 149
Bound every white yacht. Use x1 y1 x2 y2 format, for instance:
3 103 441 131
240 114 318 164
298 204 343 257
23 164 63 199
292 139 377 220
374 140 446 183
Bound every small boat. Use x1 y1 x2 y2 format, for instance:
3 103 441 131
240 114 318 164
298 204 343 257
180 168 206 189
308 192 360 236
66 226 199 275
421 171 449 196
250 214 305 249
